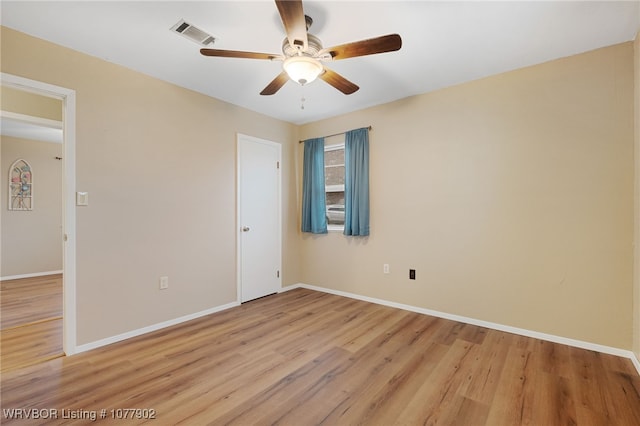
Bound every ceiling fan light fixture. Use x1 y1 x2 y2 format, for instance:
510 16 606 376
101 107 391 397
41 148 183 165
283 56 323 85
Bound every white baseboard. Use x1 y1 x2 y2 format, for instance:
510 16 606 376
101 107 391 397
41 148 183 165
1 270 63 281
283 283 640 377
75 301 239 354
631 352 640 375
71 284 640 377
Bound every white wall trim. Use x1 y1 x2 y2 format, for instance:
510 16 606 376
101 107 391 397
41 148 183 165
1 110 62 129
56 282 640 377
75 301 240 354
282 283 640 376
1 270 63 281
1 111 63 144
631 353 640 375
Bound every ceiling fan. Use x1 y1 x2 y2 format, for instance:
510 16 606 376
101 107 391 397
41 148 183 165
200 0 402 96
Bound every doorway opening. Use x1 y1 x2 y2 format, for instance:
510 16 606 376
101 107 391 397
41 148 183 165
0 73 77 370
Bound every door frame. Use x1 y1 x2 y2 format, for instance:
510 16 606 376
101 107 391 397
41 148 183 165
2 73 77 355
236 133 282 303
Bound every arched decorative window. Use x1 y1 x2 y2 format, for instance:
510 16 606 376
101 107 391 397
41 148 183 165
9 159 33 210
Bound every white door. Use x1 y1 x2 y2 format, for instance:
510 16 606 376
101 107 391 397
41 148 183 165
237 134 281 302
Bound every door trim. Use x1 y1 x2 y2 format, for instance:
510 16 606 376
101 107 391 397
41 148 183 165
236 133 282 303
2 73 77 355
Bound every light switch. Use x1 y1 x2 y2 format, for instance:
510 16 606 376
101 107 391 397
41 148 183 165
76 191 89 206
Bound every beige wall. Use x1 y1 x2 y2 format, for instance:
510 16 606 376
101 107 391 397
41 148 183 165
1 86 63 121
634 31 640 359
298 42 635 349
1 27 300 345
2 25 635 351
1 136 63 276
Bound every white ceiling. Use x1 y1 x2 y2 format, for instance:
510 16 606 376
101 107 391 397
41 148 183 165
2 1 638 125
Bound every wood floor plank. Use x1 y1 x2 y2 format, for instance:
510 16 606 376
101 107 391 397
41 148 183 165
457 329 512 405
333 303 408 353
536 339 574 379
438 395 490 426
394 338 482 425
200 346 354 426
1 274 64 373
1 288 639 425
274 313 439 425
530 372 578 425
1 274 62 329
569 347 621 424
354 342 451 426
471 346 538 425
0 318 63 372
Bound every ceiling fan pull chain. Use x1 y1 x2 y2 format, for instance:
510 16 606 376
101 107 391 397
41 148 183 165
300 86 306 110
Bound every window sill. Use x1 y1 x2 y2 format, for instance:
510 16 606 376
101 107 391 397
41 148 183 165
327 225 344 233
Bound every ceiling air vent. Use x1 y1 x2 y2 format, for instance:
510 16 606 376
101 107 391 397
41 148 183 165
171 19 216 47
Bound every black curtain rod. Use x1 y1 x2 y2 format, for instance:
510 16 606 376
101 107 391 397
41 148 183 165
298 126 372 143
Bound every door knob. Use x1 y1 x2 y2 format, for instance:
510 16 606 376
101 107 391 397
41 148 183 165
242 226 250 232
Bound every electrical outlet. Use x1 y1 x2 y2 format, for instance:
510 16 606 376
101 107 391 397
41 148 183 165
383 264 390 274
409 269 416 280
159 276 169 290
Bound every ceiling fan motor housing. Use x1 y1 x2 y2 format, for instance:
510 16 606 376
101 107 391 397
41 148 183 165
282 33 323 57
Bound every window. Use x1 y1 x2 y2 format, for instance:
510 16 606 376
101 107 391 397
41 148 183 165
324 143 345 230
301 127 369 236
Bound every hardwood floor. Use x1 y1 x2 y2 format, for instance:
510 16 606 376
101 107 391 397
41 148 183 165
1 274 64 371
1 274 62 329
1 318 63 372
1 288 639 425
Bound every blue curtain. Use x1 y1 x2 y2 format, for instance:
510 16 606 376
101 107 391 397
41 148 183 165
301 137 327 234
344 128 370 236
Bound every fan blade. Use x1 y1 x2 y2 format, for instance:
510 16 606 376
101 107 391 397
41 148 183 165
321 34 402 60
319 68 359 95
200 48 279 60
275 0 308 51
260 71 290 95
